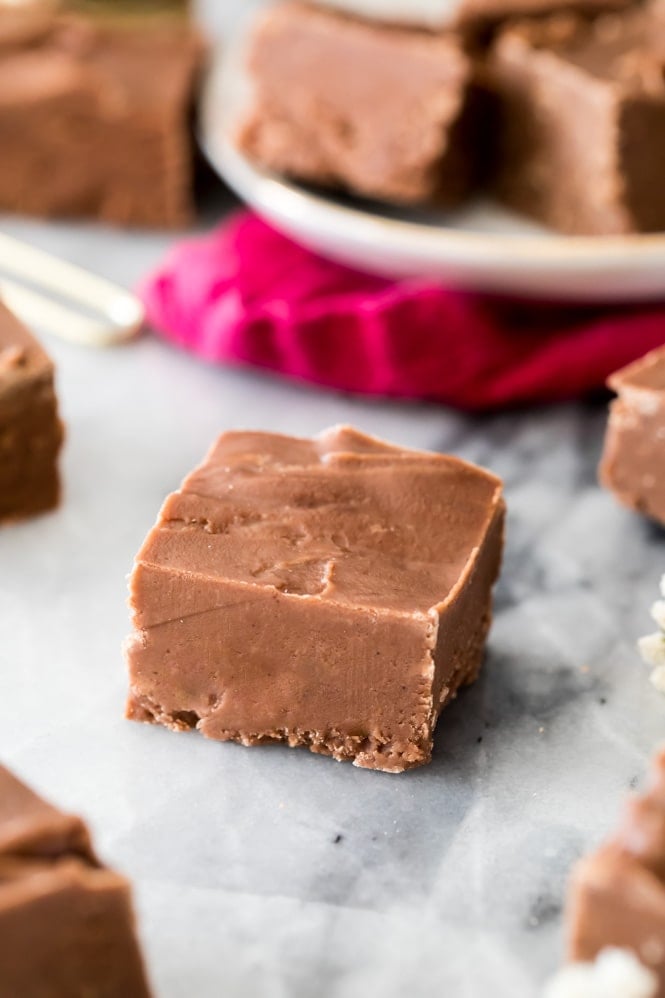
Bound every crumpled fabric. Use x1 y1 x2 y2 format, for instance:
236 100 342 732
140 211 665 411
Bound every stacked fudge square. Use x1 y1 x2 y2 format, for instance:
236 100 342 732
238 0 665 235
238 2 485 208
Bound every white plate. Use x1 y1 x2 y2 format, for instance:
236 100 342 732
200 45 665 302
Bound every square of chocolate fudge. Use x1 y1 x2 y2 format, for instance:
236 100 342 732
125 426 505 773
0 301 63 524
319 0 631 32
600 346 665 525
567 750 665 993
0 2 203 227
489 6 665 234
0 764 152 998
237 1 481 206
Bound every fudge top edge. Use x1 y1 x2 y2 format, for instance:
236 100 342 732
131 425 505 619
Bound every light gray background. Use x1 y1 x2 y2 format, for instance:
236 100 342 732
1 4 664 996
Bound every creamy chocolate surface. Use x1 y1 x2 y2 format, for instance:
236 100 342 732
0 4 203 227
0 765 152 998
237 1 478 206
569 750 665 996
0 300 63 523
600 347 665 525
125 426 505 773
490 5 665 234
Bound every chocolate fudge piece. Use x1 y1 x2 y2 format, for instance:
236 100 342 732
0 2 203 228
0 764 152 997
237 1 480 206
568 750 665 995
489 6 665 234
0 300 63 523
599 347 665 525
125 426 505 773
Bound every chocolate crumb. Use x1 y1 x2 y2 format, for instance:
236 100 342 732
0 764 151 995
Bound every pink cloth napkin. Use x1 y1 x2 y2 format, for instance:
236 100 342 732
140 211 665 411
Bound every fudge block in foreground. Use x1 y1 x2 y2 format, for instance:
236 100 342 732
0 300 63 523
490 7 665 234
600 347 665 525
125 426 505 773
0 2 203 227
237 1 480 206
568 749 665 996
0 764 152 997
544 949 657 998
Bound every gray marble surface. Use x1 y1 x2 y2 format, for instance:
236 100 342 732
1 4 665 997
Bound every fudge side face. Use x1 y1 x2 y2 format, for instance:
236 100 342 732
489 9 665 235
125 426 505 772
568 750 665 995
0 301 63 523
600 348 665 525
0 765 152 998
236 1 476 206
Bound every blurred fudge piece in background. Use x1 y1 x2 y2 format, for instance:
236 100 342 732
0 0 204 227
567 749 665 996
489 5 665 234
0 300 63 525
237 1 485 206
